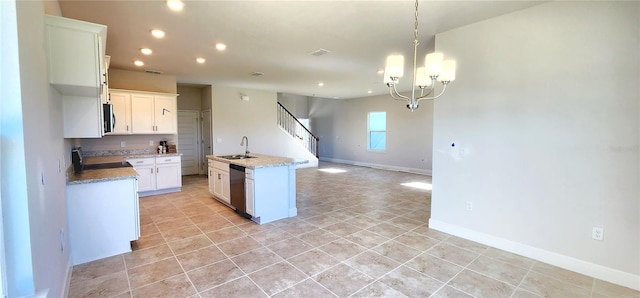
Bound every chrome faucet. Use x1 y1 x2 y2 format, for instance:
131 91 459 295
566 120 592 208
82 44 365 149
240 136 249 155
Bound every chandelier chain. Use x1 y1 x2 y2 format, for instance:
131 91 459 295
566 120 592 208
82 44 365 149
414 0 419 43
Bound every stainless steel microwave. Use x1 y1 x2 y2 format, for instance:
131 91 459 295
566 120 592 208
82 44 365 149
103 103 114 133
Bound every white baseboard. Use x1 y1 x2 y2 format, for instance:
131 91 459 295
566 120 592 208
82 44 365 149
319 157 432 176
429 219 640 291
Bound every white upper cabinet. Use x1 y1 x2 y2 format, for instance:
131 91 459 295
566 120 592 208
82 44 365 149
45 15 107 97
111 89 178 135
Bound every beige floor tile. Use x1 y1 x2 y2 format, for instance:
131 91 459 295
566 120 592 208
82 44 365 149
431 285 475 298
272 278 337 298
267 237 313 259
314 263 374 297
278 220 318 236
482 247 535 270
70 255 125 285
249 262 307 295
323 222 363 237
288 249 340 276
297 228 339 247
387 216 424 231
467 255 528 286
405 252 463 282
318 238 367 261
530 261 594 289
511 289 545 298
132 232 166 250
345 251 401 279
131 273 196 298
427 242 480 267
348 214 380 229
366 222 407 238
206 226 247 244
372 240 422 263
195 218 234 233
519 271 591 297
217 235 263 256
110 291 132 298
187 259 244 292
351 281 407 298
445 236 488 254
303 214 343 227
127 257 183 289
68 270 129 298
139 223 159 236
161 225 202 242
250 227 294 245
344 229 390 249
155 217 194 233
167 234 212 255
124 244 174 269
231 246 284 274
448 269 515 298
199 276 267 298
236 222 278 235
394 231 441 250
176 246 227 271
380 265 444 297
592 279 640 297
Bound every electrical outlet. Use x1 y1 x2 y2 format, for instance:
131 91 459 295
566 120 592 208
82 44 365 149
592 227 604 241
120 141 126 148
149 140 154 146
57 159 61 173
466 201 473 211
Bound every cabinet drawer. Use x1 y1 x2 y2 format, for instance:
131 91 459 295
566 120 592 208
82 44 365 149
156 156 181 164
213 161 229 172
245 168 254 179
127 158 154 166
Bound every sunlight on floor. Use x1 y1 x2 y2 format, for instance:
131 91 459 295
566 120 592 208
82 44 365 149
318 168 347 173
401 182 432 190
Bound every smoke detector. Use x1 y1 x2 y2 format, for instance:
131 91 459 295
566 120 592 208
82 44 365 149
308 48 331 56
250 71 264 77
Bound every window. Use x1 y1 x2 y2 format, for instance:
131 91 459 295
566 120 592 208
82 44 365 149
368 112 386 151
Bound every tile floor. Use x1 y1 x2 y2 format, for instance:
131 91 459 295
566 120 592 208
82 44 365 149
68 162 639 298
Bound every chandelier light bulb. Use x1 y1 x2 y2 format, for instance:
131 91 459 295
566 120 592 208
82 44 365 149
384 55 404 79
440 60 457 82
415 67 431 87
425 53 444 77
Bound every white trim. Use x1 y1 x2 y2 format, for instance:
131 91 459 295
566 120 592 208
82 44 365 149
319 157 432 176
429 219 640 291
61 258 72 298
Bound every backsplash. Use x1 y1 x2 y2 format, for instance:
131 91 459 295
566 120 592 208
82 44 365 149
78 135 177 154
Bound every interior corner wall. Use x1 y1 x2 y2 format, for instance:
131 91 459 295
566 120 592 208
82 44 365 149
211 86 317 165
1 0 71 296
177 85 202 111
430 1 639 289
308 93 433 174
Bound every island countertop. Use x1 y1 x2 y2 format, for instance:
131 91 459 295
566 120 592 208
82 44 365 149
207 153 308 169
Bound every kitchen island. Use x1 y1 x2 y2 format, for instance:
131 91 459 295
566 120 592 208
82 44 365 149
207 153 306 224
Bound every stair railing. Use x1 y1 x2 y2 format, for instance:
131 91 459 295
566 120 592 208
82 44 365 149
277 102 319 157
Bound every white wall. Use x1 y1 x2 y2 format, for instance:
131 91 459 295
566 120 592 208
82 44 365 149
278 93 309 119
430 1 639 289
211 86 317 167
309 93 434 174
1 0 72 296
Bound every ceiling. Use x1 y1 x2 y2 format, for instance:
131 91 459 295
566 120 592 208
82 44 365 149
58 0 543 99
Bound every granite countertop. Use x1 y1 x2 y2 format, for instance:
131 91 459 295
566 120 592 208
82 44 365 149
67 167 138 185
207 153 308 169
68 153 182 185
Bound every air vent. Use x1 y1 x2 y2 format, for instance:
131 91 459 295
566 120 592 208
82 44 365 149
309 48 331 56
250 71 264 77
144 69 163 74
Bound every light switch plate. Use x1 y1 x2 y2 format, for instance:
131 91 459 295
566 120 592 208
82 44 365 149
149 140 154 146
120 141 126 148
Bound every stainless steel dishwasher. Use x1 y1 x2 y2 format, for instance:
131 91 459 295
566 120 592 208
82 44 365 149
229 164 251 218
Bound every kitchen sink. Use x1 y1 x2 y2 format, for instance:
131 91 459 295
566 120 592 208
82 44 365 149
82 161 132 170
218 154 256 160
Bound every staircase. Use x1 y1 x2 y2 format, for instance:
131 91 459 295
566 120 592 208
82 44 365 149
277 102 319 157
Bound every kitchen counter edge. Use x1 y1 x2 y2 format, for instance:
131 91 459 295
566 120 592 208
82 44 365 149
206 154 308 169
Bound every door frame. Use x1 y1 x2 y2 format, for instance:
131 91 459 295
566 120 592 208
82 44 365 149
177 110 201 175
201 109 212 175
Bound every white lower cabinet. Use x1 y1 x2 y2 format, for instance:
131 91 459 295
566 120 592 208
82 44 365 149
127 155 182 196
67 178 139 265
210 161 230 204
245 169 254 216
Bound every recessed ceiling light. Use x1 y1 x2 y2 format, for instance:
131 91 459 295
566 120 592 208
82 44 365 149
140 48 152 55
377 69 384 74
215 43 227 51
134 60 144 67
367 90 373 94
318 82 324 87
166 0 184 11
151 29 165 39
196 57 206 64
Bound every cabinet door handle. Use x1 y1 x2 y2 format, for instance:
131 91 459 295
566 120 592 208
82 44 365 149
127 125 129 131
218 174 221 179
157 168 159 173
136 161 144 164
151 168 153 174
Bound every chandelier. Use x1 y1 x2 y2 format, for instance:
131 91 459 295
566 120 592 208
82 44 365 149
384 0 456 112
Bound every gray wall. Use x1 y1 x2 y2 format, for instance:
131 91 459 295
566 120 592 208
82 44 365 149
177 85 202 111
309 93 434 174
1 0 71 296
278 92 309 119
430 1 639 288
